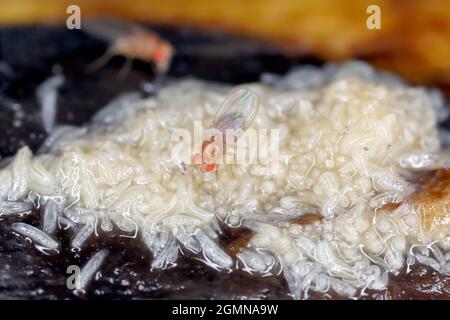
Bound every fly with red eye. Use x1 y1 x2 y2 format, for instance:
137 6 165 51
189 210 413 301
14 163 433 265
82 17 174 78
193 88 260 172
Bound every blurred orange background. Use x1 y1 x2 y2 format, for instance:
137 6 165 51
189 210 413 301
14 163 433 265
1 0 449 93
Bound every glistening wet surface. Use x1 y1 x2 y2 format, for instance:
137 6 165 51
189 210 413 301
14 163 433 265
0 212 290 299
1 211 449 299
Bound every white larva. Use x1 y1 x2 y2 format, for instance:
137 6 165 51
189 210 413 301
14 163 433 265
194 230 233 269
142 224 159 252
0 170 12 199
430 244 446 266
372 170 406 193
63 206 93 224
282 265 302 299
57 216 77 230
36 74 64 133
238 249 271 273
42 198 60 234
414 253 441 272
38 125 80 154
172 225 201 254
117 217 138 233
330 278 357 297
280 196 304 211
100 215 113 232
75 249 108 290
38 126 88 155
8 147 31 201
50 127 88 153
399 152 441 170
150 235 179 268
0 201 33 215
11 222 59 250
92 92 142 125
71 219 95 249
445 251 450 262
369 192 401 208
142 225 178 268
29 160 55 195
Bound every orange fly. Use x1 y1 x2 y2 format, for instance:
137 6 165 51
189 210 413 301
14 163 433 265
83 17 174 77
193 88 260 172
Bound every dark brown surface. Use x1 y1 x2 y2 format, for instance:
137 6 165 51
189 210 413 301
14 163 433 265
0 212 290 299
1 211 449 300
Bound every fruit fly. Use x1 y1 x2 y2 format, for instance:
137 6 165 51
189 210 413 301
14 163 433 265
193 88 260 172
83 17 174 77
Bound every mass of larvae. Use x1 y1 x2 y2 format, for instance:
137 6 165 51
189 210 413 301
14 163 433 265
0 61 449 298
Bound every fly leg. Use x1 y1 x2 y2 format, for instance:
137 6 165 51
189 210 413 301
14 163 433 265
117 57 133 80
85 48 115 73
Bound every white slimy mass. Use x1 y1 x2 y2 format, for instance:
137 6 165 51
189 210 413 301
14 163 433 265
0 62 449 298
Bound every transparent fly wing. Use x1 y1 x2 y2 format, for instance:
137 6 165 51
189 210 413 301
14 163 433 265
209 88 259 137
83 17 145 43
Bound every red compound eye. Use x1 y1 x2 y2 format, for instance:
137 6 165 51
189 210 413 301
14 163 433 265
153 47 165 62
201 163 216 172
